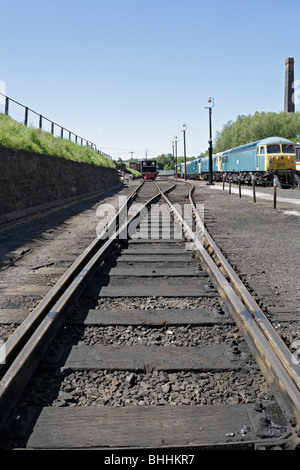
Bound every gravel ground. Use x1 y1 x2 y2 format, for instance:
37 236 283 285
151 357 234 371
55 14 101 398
0 183 135 340
193 181 300 311
191 180 300 358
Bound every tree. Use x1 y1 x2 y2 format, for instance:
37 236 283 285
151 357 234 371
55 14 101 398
213 111 300 152
156 154 174 170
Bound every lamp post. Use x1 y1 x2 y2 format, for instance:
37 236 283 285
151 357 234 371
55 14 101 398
205 97 214 185
174 135 178 179
172 140 176 179
182 124 187 180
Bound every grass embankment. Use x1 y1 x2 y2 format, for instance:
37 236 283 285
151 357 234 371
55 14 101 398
126 167 141 177
0 114 115 168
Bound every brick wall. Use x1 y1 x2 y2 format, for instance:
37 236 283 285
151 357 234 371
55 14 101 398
0 146 121 224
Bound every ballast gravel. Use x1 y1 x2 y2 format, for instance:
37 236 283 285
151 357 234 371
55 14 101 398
95 296 224 310
21 317 272 409
20 368 272 409
78 324 237 347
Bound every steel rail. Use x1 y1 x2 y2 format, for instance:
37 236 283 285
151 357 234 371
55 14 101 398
155 181 300 432
0 180 175 432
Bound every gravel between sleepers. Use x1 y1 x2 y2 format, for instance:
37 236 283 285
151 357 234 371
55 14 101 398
18 368 272 408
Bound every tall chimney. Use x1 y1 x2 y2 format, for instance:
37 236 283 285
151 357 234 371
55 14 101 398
284 57 295 112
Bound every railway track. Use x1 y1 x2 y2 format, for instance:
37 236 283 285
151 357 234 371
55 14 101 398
0 178 299 451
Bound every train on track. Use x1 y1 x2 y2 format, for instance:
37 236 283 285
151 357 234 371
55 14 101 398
129 161 141 172
177 137 299 187
140 160 158 180
129 160 158 180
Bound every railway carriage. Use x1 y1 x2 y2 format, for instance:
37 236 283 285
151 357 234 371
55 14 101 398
129 161 141 172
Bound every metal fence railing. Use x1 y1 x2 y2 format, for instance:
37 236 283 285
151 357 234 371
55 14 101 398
0 92 112 159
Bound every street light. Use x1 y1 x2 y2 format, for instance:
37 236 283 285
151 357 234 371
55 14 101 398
172 140 175 178
205 97 214 185
182 124 187 180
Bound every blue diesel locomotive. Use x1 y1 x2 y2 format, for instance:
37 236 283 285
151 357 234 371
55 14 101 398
177 137 297 186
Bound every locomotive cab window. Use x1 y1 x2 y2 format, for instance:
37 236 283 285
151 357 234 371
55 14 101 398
267 144 280 153
282 144 295 153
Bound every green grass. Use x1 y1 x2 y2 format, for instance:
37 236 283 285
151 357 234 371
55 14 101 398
124 162 141 177
0 114 115 168
127 168 141 177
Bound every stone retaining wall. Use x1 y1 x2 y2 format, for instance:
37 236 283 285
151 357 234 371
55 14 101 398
0 146 121 224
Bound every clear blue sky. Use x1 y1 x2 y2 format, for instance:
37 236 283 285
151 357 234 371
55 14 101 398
1 0 299 160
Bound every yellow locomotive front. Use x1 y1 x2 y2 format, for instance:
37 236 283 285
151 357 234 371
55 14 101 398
265 142 296 172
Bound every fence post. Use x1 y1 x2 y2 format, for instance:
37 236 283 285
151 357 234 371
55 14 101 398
61 127 64 139
238 174 242 198
273 174 279 209
24 107 28 127
5 97 9 115
229 177 232 194
252 175 256 203
39 115 42 130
